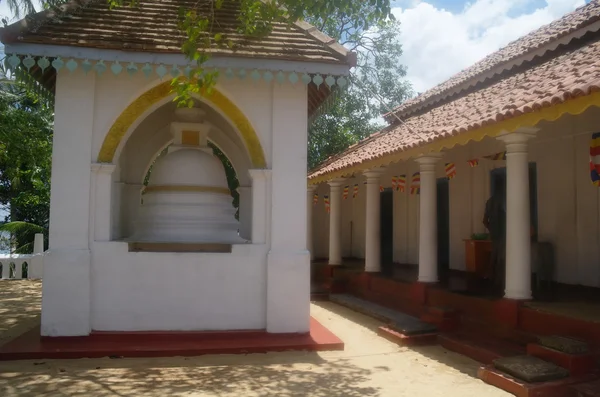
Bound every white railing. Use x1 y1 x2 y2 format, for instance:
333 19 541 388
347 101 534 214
0 233 44 280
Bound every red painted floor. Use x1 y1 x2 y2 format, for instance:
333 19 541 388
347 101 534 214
0 317 344 361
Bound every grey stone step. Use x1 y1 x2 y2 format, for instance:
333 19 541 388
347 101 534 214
493 355 570 383
538 335 590 355
330 294 437 335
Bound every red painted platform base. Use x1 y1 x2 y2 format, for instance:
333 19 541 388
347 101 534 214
478 365 599 397
377 326 438 347
0 317 343 361
526 343 599 376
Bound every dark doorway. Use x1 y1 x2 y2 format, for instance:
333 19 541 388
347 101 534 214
490 163 538 238
380 189 394 277
437 178 450 281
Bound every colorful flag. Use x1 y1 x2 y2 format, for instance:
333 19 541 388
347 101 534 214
484 151 507 160
324 195 330 213
343 185 349 199
397 175 406 192
353 184 359 198
392 176 398 190
591 132 600 187
445 162 457 180
410 172 421 195
379 185 384 192
313 193 318 205
467 159 479 167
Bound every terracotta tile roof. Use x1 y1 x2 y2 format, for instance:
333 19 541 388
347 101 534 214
0 0 355 66
309 36 600 180
384 0 600 121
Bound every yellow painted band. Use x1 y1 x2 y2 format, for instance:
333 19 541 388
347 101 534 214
309 91 600 185
97 79 266 168
143 185 231 194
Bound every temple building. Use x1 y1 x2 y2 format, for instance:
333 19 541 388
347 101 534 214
0 0 354 337
308 1 600 386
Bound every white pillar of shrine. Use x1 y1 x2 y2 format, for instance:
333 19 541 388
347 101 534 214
307 184 317 260
237 186 252 241
328 179 345 266
498 128 537 300
91 163 117 242
248 170 271 244
364 168 385 272
416 154 442 283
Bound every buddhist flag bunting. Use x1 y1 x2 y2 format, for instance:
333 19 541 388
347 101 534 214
343 185 350 199
591 132 600 187
484 151 507 160
445 162 457 180
324 195 330 213
392 176 398 190
468 159 479 167
397 174 406 192
313 193 318 205
353 184 359 198
410 172 421 195
380 185 384 192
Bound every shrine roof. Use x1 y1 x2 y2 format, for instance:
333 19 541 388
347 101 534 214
0 0 356 67
308 33 600 182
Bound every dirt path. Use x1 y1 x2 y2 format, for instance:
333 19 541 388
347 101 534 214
0 280 510 396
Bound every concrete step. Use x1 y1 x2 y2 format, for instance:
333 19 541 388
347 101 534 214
527 342 599 376
330 293 437 338
494 355 570 383
438 332 525 364
570 379 600 397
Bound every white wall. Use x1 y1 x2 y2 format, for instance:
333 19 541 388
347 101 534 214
311 106 600 287
91 242 267 331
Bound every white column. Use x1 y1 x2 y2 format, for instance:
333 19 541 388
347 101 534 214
91 163 117 242
266 83 310 333
121 182 143 239
42 70 96 336
307 184 318 260
237 186 252 241
416 154 442 283
364 168 385 272
29 233 45 279
248 170 271 244
498 128 537 300
1 260 10 279
328 179 345 265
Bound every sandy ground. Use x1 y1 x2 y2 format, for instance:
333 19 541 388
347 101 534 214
0 280 511 396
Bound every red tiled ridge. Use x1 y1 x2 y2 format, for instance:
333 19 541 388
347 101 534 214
309 35 600 180
0 0 354 65
384 0 600 121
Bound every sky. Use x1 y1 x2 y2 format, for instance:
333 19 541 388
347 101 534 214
390 0 588 92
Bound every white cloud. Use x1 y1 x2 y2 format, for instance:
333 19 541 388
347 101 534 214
392 0 585 93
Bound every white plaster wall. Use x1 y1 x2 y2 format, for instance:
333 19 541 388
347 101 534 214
314 107 600 287
91 242 267 331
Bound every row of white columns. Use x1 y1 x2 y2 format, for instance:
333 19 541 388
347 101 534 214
308 129 537 300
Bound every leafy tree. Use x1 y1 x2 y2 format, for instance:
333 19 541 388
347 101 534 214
0 62 52 253
306 3 412 169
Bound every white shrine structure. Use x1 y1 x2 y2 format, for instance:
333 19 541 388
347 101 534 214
0 0 354 336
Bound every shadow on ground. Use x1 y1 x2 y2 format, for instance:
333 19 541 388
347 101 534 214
0 280 42 347
0 352 380 396
313 300 483 379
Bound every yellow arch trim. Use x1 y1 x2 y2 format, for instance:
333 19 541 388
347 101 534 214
97 80 266 168
309 91 600 185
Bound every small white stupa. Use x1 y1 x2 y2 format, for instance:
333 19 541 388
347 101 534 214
131 108 245 244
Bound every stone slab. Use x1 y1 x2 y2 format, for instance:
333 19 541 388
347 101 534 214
538 335 590 355
493 355 569 383
330 294 437 335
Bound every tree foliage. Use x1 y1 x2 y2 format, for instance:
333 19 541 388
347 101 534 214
306 3 412 169
0 62 53 253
